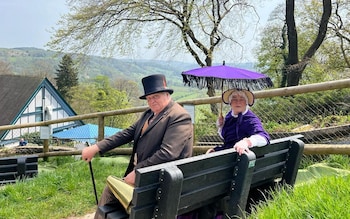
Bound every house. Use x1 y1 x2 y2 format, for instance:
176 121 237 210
0 75 83 145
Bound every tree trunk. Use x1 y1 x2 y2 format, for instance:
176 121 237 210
285 0 332 87
206 80 218 115
285 0 299 87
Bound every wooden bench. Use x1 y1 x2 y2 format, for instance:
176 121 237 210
98 148 256 219
98 135 304 218
0 155 39 184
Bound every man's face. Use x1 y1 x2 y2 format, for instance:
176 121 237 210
146 92 170 114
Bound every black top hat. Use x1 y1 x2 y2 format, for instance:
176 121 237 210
139 74 174 99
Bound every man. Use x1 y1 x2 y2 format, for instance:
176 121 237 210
82 74 193 218
19 138 27 146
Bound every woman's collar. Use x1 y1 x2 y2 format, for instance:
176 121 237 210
231 106 249 117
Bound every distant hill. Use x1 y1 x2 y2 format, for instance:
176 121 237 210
0 47 256 100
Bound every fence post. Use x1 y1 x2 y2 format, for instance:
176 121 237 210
98 115 105 142
43 139 49 161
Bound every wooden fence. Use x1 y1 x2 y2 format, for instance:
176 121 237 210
1 79 350 158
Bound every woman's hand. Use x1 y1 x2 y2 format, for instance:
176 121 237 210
206 148 215 154
234 138 252 155
216 116 224 128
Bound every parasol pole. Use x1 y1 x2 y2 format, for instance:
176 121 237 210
219 61 225 117
220 79 223 117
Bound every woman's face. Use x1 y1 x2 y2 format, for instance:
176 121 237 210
229 93 247 114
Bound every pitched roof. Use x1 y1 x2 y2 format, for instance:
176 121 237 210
0 75 44 126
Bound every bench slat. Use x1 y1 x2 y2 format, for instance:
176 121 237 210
178 179 232 214
254 150 288 167
0 165 18 173
253 142 291 157
0 172 18 179
0 159 17 165
181 164 234 194
131 186 158 207
251 162 285 186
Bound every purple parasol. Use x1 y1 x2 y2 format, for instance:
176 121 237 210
182 64 273 91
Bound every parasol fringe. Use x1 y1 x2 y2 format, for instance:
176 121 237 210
182 74 273 91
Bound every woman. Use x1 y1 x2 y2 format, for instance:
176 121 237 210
206 88 270 155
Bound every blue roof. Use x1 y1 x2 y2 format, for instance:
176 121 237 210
52 123 122 144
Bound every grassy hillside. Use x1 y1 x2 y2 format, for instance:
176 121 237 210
0 47 255 101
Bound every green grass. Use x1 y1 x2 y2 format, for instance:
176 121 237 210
1 155 350 219
247 155 350 219
0 156 129 219
247 175 350 218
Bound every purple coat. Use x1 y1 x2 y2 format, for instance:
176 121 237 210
213 110 270 151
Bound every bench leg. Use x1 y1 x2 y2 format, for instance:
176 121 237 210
97 205 128 219
97 205 118 219
106 210 128 219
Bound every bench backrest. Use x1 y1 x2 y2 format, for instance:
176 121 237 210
130 148 256 219
0 155 38 184
251 135 304 187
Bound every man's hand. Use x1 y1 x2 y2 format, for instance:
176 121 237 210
81 144 100 162
124 170 136 186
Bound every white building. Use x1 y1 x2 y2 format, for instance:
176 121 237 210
0 75 83 145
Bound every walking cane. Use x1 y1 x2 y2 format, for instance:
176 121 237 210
86 142 99 205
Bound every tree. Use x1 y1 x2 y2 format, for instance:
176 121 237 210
326 0 350 68
256 0 332 87
55 54 79 100
284 0 331 87
48 0 260 114
296 0 350 81
68 76 132 128
111 78 142 107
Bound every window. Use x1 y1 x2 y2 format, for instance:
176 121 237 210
35 107 43 122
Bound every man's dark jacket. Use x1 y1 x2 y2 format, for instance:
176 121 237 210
97 100 193 176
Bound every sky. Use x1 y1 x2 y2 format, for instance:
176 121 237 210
0 0 68 49
0 0 280 63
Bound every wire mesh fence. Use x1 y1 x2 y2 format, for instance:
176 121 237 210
196 88 350 145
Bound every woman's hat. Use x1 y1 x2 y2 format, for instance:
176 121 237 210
139 74 174 99
222 89 254 106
